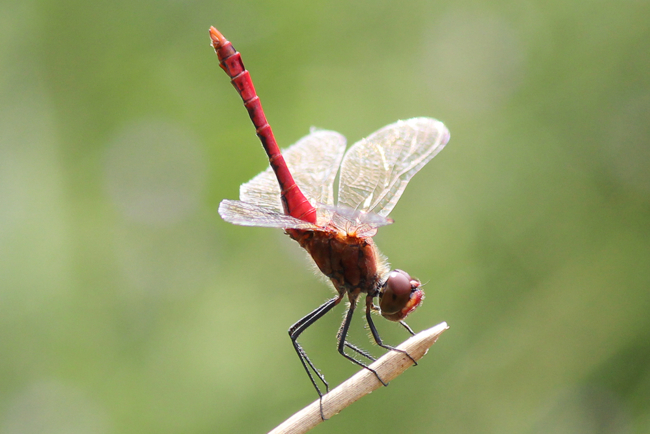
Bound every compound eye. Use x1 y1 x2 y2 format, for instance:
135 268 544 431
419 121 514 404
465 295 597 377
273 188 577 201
379 270 423 321
386 270 412 298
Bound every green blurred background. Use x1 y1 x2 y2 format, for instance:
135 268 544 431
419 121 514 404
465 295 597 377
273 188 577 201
1 0 649 433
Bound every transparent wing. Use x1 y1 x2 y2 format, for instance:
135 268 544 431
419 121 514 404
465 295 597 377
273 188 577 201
239 129 346 213
290 129 347 206
218 200 319 229
319 204 394 238
337 117 450 217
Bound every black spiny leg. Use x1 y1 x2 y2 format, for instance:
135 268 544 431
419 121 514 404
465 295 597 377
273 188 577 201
289 294 343 419
344 341 377 362
336 297 388 386
366 296 418 366
399 320 416 335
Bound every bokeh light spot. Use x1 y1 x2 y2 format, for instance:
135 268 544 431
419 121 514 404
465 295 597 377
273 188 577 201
1 380 110 434
114 216 220 300
606 92 650 195
104 120 206 226
422 9 526 113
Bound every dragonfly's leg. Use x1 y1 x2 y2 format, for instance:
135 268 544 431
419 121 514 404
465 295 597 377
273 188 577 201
369 303 416 337
365 296 418 366
344 341 376 362
399 320 416 336
336 297 388 387
342 300 377 361
289 294 342 420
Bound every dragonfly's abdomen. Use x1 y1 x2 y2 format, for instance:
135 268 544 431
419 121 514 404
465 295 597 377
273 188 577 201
287 229 383 295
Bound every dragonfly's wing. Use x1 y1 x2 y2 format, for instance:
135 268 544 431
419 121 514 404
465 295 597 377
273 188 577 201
219 200 319 229
337 117 450 217
320 204 394 238
239 129 346 213
289 129 347 206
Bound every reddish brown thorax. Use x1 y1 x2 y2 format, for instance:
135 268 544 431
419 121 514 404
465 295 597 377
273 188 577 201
287 229 424 321
286 228 383 296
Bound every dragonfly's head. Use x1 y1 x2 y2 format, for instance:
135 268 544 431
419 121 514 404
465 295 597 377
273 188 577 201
379 269 424 321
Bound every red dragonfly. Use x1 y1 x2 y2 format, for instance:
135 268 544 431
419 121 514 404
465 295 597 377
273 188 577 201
210 27 449 405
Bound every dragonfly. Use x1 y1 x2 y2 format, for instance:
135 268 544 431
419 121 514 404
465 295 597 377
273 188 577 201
210 26 450 411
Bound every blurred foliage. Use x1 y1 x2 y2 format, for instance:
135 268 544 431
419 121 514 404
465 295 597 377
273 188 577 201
1 0 649 433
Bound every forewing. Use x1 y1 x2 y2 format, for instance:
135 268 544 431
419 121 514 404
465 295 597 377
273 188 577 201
239 129 346 213
321 204 394 238
337 117 450 217
218 200 319 229
289 129 346 207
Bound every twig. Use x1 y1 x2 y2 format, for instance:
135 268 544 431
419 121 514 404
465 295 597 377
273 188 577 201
268 321 449 434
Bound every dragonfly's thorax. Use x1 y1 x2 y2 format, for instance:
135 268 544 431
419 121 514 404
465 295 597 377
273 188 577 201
286 228 388 295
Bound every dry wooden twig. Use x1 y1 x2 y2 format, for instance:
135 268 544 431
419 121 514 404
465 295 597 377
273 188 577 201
268 321 449 434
